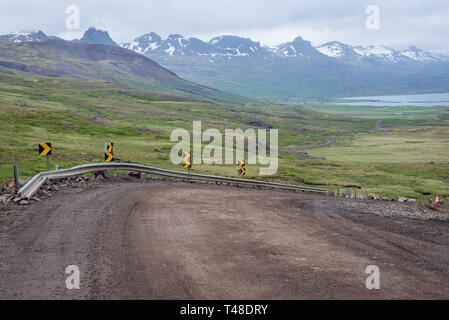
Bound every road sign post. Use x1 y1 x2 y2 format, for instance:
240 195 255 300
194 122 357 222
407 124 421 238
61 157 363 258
38 142 52 171
238 159 246 178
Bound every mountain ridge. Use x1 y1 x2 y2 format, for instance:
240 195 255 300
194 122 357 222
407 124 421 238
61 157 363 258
3 28 449 98
2 28 447 63
122 31 449 63
0 39 246 104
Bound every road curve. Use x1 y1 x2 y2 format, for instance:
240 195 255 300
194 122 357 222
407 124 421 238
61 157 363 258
1 179 448 299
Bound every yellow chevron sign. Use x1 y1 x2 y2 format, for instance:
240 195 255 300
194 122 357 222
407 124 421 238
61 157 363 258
238 159 246 176
39 142 52 156
105 142 114 162
183 151 191 169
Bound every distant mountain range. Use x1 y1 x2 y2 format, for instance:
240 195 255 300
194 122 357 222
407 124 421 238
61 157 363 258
0 31 245 104
0 30 60 42
2 28 449 98
122 31 449 98
122 32 449 63
316 42 448 63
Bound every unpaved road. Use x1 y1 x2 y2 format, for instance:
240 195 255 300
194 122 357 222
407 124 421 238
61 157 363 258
1 179 448 299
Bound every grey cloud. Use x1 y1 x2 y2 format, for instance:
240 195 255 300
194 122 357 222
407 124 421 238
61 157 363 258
0 0 448 53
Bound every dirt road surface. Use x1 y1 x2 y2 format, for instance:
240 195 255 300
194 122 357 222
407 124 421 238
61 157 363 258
1 179 448 299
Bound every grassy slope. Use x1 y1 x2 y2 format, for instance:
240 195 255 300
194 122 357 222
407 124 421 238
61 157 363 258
147 54 449 99
1 71 449 201
0 40 248 105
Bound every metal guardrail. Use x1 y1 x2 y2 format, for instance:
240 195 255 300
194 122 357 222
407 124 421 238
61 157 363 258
18 163 328 199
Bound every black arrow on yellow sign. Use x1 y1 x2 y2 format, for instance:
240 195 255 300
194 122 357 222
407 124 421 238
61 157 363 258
238 159 246 177
183 151 191 169
105 142 114 162
39 142 52 156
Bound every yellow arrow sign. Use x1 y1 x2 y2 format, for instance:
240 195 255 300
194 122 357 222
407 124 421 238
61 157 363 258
239 167 246 176
105 143 114 162
39 143 51 156
183 151 191 168
238 159 245 167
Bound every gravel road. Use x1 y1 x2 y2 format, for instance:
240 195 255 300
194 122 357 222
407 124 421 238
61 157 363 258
1 179 448 299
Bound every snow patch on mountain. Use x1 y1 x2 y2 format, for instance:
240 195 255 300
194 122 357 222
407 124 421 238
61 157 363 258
0 30 57 42
316 41 449 63
316 42 345 58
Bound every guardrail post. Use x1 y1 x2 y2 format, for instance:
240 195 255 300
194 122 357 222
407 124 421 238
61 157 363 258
14 165 19 187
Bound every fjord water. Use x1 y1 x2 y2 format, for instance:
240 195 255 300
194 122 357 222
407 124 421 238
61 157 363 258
338 92 449 107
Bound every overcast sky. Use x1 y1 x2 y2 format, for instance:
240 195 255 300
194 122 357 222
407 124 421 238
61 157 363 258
1 0 448 53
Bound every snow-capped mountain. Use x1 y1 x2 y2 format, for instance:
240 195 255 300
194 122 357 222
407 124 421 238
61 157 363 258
207 35 269 57
400 46 448 62
316 41 449 63
271 36 324 58
123 33 270 57
123 31 449 63
122 32 163 54
2 28 445 63
0 30 59 42
122 32 321 59
1 27 448 98
315 41 362 60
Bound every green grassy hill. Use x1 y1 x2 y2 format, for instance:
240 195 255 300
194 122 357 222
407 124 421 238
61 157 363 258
0 40 247 105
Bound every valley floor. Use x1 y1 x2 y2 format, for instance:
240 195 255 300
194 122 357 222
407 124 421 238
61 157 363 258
1 72 449 201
